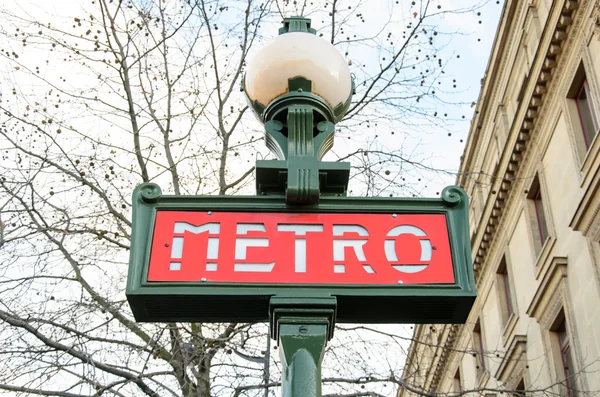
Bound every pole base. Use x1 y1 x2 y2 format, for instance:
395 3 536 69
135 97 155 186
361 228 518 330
270 296 337 397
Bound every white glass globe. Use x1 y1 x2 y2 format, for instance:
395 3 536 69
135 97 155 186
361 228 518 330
245 32 352 111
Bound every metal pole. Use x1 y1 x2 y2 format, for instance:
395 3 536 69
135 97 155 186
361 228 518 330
264 330 271 397
279 323 328 397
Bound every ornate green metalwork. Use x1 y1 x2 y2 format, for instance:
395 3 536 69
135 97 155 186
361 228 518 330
255 77 352 202
279 16 317 35
269 297 337 340
127 182 475 396
279 322 328 397
129 15 475 395
242 17 355 203
268 298 336 396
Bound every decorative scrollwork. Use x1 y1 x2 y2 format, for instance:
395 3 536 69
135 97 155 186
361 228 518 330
441 185 465 208
138 183 162 203
594 0 600 38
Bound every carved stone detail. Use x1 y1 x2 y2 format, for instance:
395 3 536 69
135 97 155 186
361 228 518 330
593 0 600 37
472 0 582 279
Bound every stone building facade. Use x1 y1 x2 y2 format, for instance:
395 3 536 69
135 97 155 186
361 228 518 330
399 0 600 396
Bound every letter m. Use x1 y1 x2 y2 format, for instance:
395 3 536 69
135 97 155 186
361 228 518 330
169 222 220 271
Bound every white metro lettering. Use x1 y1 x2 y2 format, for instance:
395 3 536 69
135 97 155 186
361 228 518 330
332 225 372 274
170 222 220 271
166 220 433 275
276 224 324 272
234 223 274 272
385 225 432 273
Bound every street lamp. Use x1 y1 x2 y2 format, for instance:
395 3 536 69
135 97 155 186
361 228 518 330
243 17 356 397
243 16 354 203
126 16 475 397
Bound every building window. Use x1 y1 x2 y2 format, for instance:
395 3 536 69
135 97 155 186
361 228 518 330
533 187 549 244
556 320 578 397
551 313 579 397
497 256 515 326
575 79 599 149
527 175 549 254
513 379 526 397
516 74 528 104
453 368 462 393
567 63 599 159
527 261 575 396
473 320 486 378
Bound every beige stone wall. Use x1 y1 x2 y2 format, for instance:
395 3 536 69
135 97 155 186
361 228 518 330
400 0 600 396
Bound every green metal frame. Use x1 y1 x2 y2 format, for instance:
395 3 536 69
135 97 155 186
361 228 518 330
243 16 355 203
278 16 317 34
126 183 475 325
255 78 352 201
128 15 475 397
279 321 328 397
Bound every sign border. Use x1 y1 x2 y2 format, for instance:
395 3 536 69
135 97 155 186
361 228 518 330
126 183 476 324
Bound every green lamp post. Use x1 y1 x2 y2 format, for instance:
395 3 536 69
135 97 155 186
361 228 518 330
243 16 354 203
125 15 475 397
243 16 354 396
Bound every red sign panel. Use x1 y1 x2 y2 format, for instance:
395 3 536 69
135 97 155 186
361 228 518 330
148 211 454 285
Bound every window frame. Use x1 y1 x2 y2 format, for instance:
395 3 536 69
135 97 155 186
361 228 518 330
554 319 579 397
513 379 526 397
500 267 514 318
473 319 486 380
526 258 580 397
526 173 554 266
532 187 549 245
494 335 528 395
453 368 462 394
497 255 516 328
575 78 599 150
564 59 600 170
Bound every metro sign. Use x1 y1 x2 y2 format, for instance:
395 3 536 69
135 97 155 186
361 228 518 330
148 211 454 285
127 183 476 324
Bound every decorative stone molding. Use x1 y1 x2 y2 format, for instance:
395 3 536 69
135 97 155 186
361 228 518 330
438 0 584 391
470 0 580 278
570 163 600 238
429 0 584 391
502 311 519 347
495 335 527 388
526 256 568 328
593 0 600 37
428 324 459 392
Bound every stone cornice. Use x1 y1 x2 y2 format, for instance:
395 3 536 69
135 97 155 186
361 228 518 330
428 324 459 391
526 256 568 327
459 0 520 188
494 335 527 386
569 164 600 234
425 0 586 390
467 0 582 278
594 0 600 36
